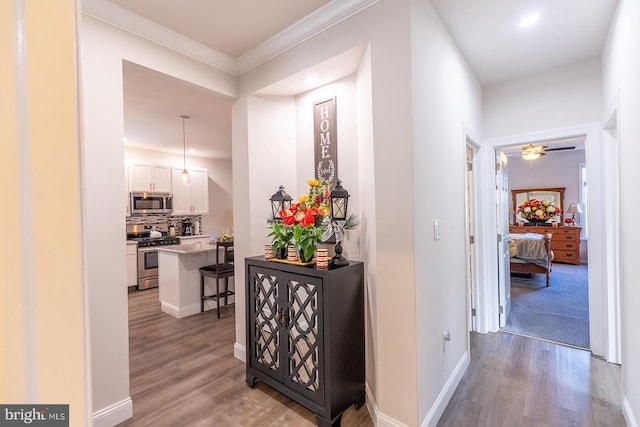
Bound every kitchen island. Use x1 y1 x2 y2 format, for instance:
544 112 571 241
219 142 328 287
157 243 234 318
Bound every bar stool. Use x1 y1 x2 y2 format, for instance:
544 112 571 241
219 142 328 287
199 241 234 318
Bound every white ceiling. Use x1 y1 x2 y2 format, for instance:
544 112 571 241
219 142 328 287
122 61 234 159
107 0 332 58
106 0 618 158
429 0 618 85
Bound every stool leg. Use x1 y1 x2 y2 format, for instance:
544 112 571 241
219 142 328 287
224 278 229 305
216 278 221 319
200 275 205 313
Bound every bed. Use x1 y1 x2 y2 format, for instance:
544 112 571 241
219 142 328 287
509 232 554 287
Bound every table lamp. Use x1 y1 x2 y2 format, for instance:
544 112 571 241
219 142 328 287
566 203 582 226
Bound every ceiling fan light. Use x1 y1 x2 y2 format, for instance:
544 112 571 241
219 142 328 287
522 151 541 161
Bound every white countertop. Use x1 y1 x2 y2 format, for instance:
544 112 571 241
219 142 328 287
157 243 218 254
126 240 138 246
177 235 211 241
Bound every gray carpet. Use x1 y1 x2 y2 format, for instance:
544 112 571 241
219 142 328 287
502 263 590 349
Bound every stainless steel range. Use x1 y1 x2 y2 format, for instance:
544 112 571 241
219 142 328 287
127 224 179 290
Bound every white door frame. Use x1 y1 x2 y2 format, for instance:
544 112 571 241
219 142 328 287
464 127 481 333
477 123 619 360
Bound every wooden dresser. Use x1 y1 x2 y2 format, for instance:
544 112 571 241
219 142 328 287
509 225 582 265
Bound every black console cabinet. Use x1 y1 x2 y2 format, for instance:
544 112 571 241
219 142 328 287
245 256 365 427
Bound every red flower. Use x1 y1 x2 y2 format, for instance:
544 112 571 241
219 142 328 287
278 209 288 219
282 215 295 225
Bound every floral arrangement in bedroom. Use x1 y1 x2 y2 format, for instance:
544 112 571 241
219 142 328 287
517 198 561 223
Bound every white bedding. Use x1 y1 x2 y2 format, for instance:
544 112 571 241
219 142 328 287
509 233 549 266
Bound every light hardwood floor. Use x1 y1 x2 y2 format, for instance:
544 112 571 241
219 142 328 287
120 289 625 426
118 288 373 426
438 332 626 426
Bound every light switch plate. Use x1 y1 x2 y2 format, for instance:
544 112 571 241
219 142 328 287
434 220 441 240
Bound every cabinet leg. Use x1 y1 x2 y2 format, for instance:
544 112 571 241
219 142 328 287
354 393 366 410
246 373 257 388
316 413 342 427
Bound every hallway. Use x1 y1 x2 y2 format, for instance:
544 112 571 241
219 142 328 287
438 332 625 426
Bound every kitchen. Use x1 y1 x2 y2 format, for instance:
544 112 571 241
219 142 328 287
123 60 235 317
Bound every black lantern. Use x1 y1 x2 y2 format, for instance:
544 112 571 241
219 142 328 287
269 185 292 222
330 180 350 221
329 180 350 268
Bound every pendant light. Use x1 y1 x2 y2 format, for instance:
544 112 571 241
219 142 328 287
180 115 190 184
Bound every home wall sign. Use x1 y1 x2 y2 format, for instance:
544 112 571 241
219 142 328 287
314 97 337 186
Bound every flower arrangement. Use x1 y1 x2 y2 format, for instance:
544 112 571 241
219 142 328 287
517 198 561 223
277 178 331 262
266 179 330 262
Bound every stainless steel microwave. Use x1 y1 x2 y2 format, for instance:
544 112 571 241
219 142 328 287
130 192 172 214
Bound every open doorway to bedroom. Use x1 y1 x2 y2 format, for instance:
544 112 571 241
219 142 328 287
498 138 590 349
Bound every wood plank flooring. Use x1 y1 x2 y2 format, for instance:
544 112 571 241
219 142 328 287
120 289 625 426
437 332 626 427
118 288 373 427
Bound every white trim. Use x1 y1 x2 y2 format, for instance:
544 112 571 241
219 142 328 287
484 123 599 147
602 94 622 364
623 398 638 427
81 0 381 76
160 301 199 318
365 383 409 427
81 0 237 74
236 0 382 74
481 123 603 336
463 126 481 334
420 351 470 427
234 342 246 363
92 397 133 427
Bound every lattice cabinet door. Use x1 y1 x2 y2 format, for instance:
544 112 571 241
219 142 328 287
247 266 283 381
282 273 324 406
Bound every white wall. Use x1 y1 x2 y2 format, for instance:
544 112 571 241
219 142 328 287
409 0 483 422
295 75 360 259
81 15 236 423
483 58 602 139
234 0 484 424
481 55 606 348
602 0 640 423
236 1 422 423
124 147 233 235
508 150 585 211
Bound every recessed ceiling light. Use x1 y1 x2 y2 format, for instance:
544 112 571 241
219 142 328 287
188 148 196 153
519 13 539 28
305 75 319 84
122 137 127 143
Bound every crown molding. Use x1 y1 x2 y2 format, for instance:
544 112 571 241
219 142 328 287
81 0 379 76
81 0 238 75
236 0 382 74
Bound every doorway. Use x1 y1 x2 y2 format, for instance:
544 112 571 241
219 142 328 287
479 124 620 360
497 140 589 348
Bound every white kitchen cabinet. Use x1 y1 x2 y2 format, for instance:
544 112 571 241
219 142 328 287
129 163 172 193
172 167 209 215
126 243 138 288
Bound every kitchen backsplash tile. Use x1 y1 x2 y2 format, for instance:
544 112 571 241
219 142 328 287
126 214 203 236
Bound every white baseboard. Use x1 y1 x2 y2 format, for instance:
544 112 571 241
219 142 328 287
365 383 409 427
92 397 132 427
161 300 235 319
421 351 469 427
234 342 246 363
624 397 638 427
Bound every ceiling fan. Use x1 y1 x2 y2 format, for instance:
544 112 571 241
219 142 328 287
521 143 575 160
